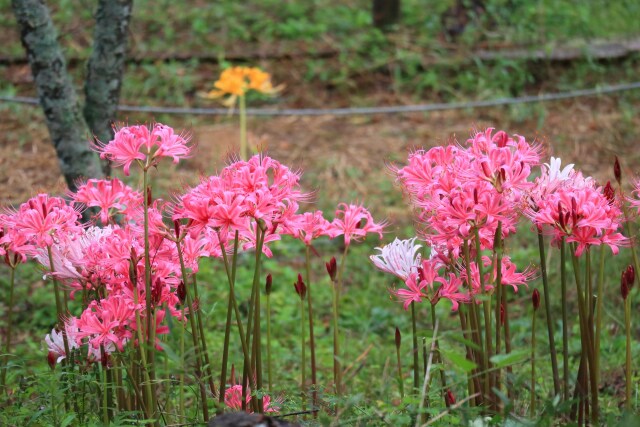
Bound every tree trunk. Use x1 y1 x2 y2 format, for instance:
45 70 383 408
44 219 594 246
84 0 133 177
12 0 102 192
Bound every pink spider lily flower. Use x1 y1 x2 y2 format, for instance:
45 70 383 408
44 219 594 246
283 210 331 246
528 171 628 256
224 384 280 413
94 123 192 175
433 272 469 311
6 194 81 248
72 178 142 224
393 271 428 310
0 216 34 264
370 237 422 281
328 203 386 247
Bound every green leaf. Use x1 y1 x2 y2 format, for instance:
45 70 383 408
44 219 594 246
61 413 76 427
490 349 529 368
441 349 477 373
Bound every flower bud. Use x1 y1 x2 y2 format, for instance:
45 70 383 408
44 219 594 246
173 219 181 239
265 273 273 295
493 130 509 147
395 327 401 349
294 274 307 299
47 351 57 370
532 289 540 311
624 265 635 290
326 257 337 281
177 281 186 303
621 270 630 300
146 186 152 206
614 156 622 185
603 181 615 204
557 202 565 229
445 389 456 405
481 162 492 179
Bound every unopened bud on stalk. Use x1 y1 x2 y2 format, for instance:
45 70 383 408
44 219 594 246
265 273 273 295
146 186 152 206
558 202 566 229
614 156 622 185
446 389 456 405
532 289 541 310
177 281 186 303
294 273 307 299
173 219 181 239
47 351 57 370
621 270 630 300
326 257 337 281
395 327 401 349
604 181 616 204
624 265 635 290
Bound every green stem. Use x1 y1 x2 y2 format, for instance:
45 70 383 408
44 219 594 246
624 297 632 411
239 94 248 160
1 266 16 390
537 231 561 397
266 292 272 392
473 228 492 403
411 302 419 393
560 238 570 401
531 311 536 416
179 312 185 419
300 290 306 409
305 245 318 415
192 275 218 397
594 245 605 398
396 342 404 399
141 169 157 422
219 233 240 406
430 304 448 407
619 183 640 288
494 226 503 400
252 225 266 412
332 244 350 396
217 231 253 411
570 245 598 425
129 261 153 420
175 240 209 422
463 239 485 404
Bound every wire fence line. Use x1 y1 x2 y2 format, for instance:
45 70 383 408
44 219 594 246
2 81 640 117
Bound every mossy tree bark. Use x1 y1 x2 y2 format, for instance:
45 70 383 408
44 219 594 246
12 0 132 189
84 0 133 177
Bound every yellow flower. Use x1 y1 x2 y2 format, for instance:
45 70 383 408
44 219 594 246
206 66 282 106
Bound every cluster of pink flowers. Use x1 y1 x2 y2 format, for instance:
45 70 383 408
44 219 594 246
375 129 540 311
0 122 386 393
527 158 627 256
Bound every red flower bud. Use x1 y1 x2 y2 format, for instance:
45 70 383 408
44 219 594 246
603 181 616 204
621 271 630 300
47 351 57 370
173 219 181 239
614 156 622 185
493 130 509 147
395 327 401 349
445 389 456 405
294 274 307 299
532 289 540 311
146 186 152 206
152 278 163 305
265 273 273 295
624 265 635 290
177 281 186 303
326 257 337 281
557 202 565 229
481 162 492 179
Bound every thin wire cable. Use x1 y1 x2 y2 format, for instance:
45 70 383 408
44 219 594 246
1 81 640 117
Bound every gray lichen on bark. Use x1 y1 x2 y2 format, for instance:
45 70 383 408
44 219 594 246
84 0 133 176
12 0 102 192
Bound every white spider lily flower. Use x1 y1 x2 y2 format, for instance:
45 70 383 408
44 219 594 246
544 157 574 184
370 237 422 281
45 322 79 364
